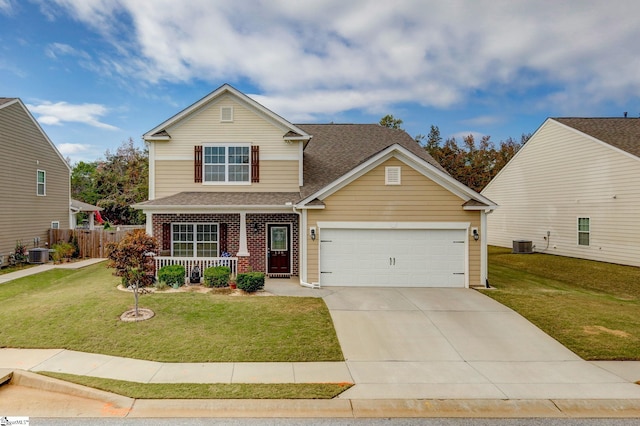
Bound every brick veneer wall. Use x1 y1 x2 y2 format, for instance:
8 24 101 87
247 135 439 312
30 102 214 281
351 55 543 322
152 213 299 276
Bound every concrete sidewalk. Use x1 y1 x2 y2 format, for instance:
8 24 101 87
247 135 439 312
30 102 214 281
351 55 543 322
0 258 106 284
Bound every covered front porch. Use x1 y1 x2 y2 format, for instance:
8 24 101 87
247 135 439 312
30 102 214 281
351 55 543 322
149 211 300 280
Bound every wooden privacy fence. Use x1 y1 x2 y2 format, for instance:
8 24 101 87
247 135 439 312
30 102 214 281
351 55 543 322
49 227 144 258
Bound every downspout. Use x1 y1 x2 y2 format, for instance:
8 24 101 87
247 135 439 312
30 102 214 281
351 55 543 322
482 209 493 288
292 205 321 289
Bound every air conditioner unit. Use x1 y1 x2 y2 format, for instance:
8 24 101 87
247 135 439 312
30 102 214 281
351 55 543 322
512 240 533 254
28 248 50 264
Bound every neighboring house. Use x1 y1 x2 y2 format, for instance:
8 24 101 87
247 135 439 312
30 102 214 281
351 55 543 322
0 98 71 266
482 117 640 267
70 198 104 230
134 84 497 288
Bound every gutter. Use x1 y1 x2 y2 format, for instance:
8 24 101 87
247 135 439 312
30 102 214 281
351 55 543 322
291 204 321 289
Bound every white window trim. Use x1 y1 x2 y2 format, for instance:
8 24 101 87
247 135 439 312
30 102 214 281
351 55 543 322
171 223 220 257
37 169 46 196
51 221 60 229
385 166 401 185
577 217 590 247
220 106 233 122
202 143 251 185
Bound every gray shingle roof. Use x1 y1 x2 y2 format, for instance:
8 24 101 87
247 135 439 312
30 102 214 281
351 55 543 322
297 124 446 198
554 118 640 158
138 192 301 207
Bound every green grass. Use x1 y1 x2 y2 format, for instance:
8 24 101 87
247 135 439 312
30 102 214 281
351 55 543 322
39 372 353 399
0 263 343 362
486 246 640 360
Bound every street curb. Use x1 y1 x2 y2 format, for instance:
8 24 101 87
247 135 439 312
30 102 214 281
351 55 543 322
3 371 640 418
9 370 134 411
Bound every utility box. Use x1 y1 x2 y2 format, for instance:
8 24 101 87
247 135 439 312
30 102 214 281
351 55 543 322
512 240 533 254
28 248 50 264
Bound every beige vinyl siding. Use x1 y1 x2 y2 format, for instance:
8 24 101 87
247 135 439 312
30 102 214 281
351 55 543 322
0 102 70 265
151 94 300 198
483 119 640 267
154 159 299 197
306 158 482 283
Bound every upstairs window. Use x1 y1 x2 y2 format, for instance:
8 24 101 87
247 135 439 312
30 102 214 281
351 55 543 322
204 145 250 183
578 217 590 246
37 170 46 196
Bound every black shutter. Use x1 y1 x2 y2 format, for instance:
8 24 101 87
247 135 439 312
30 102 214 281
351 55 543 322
162 223 171 251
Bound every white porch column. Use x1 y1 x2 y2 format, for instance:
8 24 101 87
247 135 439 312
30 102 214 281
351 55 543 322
237 212 250 256
89 212 95 230
146 213 153 235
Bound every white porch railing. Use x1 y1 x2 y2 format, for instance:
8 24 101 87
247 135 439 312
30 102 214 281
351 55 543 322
154 256 238 279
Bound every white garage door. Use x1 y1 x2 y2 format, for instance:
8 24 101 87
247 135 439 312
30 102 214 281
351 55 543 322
319 228 466 287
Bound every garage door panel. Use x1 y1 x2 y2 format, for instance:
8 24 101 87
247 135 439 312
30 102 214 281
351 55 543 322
320 228 466 288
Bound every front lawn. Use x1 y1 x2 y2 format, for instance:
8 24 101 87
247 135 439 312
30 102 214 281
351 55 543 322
0 263 343 363
486 246 640 360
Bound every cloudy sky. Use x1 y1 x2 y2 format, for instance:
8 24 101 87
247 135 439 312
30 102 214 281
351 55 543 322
2 0 640 163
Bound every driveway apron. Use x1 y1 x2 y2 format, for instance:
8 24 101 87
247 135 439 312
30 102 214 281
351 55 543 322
323 287 640 400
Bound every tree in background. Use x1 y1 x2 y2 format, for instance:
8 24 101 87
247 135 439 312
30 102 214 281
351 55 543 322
379 114 404 129
71 138 148 225
381 117 529 192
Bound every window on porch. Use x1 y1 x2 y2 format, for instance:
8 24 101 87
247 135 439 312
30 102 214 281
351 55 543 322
172 223 219 257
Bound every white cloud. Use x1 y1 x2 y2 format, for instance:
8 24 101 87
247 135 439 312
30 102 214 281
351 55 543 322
27 101 119 130
0 0 13 15
56 142 91 155
47 0 640 118
45 42 91 60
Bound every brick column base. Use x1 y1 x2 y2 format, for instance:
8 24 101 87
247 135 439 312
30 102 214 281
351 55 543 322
237 256 250 274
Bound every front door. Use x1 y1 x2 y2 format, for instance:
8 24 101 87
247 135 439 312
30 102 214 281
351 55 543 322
268 224 290 275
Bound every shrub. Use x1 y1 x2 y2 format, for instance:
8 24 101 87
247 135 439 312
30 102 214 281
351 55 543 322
203 266 231 288
106 229 158 287
158 265 185 288
236 272 265 293
51 242 75 263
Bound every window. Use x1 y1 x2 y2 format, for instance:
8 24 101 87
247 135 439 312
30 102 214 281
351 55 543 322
51 221 60 229
203 145 250 183
37 170 46 196
578 217 590 246
385 166 401 185
172 223 219 257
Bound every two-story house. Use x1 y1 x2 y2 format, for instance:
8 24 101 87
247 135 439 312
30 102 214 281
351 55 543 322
0 98 71 265
134 85 496 288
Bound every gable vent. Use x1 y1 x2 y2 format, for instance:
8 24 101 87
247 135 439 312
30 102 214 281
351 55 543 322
385 166 401 185
221 106 233 122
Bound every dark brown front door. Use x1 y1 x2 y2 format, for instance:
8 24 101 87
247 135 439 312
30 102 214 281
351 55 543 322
268 224 290 275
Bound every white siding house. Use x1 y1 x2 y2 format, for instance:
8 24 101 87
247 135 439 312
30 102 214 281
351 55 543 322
481 117 640 267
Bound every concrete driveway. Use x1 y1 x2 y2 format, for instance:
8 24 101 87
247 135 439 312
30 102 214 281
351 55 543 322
322 287 640 400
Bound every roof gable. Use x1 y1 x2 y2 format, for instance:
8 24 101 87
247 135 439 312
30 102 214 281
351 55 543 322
298 142 496 209
144 84 311 142
0 98 71 172
298 123 447 198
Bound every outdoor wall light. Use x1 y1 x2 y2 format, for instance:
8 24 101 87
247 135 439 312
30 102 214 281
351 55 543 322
253 222 259 233
310 227 316 241
472 228 479 241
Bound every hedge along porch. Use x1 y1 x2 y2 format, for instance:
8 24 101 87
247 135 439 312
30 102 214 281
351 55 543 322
150 211 300 279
